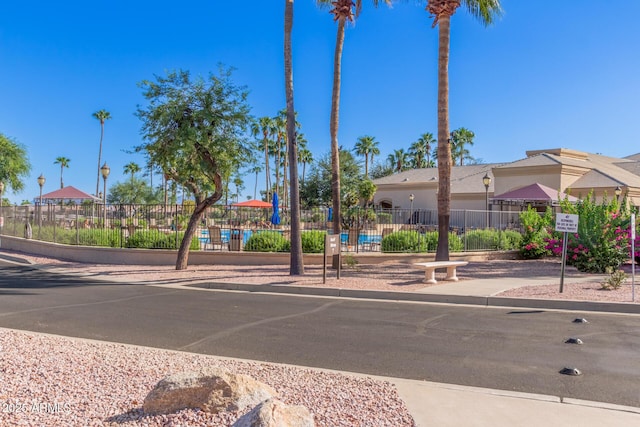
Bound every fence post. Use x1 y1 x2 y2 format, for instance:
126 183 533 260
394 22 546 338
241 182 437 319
75 205 79 245
463 210 468 251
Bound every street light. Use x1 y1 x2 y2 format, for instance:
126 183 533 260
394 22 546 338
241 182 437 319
37 174 46 229
409 194 415 225
0 181 4 235
101 162 110 228
483 173 492 228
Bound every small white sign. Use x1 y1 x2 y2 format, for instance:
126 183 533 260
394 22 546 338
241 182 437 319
555 213 579 233
632 214 636 240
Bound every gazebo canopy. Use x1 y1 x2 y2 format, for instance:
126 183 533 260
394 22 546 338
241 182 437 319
492 183 578 206
231 199 272 208
37 186 101 204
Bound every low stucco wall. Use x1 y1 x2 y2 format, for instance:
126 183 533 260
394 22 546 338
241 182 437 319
0 235 518 266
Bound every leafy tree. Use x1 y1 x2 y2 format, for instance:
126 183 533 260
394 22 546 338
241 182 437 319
317 0 392 234
450 127 475 166
353 135 380 177
0 132 31 193
300 149 362 210
369 160 394 179
107 177 161 204
93 109 112 196
136 67 253 270
424 0 502 261
54 156 70 189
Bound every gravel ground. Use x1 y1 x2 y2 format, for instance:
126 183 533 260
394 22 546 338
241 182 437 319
0 329 415 426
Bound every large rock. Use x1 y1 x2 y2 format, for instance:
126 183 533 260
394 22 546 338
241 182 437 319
143 370 277 415
233 398 315 427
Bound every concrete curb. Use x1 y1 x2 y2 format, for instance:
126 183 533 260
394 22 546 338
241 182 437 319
187 282 640 314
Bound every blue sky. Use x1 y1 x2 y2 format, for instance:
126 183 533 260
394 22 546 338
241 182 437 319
1 1 639 204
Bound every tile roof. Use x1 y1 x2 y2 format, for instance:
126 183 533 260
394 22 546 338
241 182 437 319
39 186 100 200
493 183 577 202
372 164 502 192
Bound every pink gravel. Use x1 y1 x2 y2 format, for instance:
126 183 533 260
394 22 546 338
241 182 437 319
0 329 415 426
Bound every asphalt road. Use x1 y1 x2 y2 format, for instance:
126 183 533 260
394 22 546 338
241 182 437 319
1 260 639 408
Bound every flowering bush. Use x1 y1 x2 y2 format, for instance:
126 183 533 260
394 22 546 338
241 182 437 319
519 206 552 259
549 192 632 273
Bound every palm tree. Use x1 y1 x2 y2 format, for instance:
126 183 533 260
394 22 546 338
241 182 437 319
251 116 276 200
317 0 392 234
425 0 502 261
409 139 428 169
415 132 436 168
387 149 408 173
450 127 475 166
285 0 304 274
298 147 313 184
53 156 70 189
353 135 380 177
93 109 112 196
123 162 141 184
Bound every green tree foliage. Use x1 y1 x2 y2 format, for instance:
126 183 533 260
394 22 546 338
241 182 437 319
299 149 362 209
0 133 31 193
107 178 162 204
136 67 253 270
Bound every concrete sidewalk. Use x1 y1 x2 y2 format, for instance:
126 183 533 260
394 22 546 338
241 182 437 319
1 252 639 426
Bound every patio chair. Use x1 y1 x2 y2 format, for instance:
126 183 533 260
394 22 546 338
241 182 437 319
208 226 229 251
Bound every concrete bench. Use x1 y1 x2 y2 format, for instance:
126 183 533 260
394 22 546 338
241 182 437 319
414 261 469 284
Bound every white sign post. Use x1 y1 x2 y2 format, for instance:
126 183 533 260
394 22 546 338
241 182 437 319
556 214 579 293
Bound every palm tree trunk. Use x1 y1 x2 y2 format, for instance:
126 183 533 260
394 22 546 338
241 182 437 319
330 18 345 236
436 14 452 261
60 165 64 189
264 133 271 199
285 0 303 275
96 121 104 196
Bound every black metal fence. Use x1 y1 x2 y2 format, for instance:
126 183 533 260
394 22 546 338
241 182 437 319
0 203 525 253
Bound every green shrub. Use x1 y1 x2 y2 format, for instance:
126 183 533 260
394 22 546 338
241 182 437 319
381 231 427 253
448 232 463 252
125 230 199 250
301 230 326 253
244 231 290 252
465 229 523 251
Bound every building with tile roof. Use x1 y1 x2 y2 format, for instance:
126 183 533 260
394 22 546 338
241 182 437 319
372 148 640 214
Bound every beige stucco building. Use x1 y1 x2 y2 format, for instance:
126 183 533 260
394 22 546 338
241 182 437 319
372 148 640 213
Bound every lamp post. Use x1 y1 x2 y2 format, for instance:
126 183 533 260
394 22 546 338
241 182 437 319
37 174 45 230
0 181 4 236
483 173 492 228
101 162 110 228
409 194 415 225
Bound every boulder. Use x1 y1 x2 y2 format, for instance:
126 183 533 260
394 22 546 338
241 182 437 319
233 398 315 427
143 370 277 415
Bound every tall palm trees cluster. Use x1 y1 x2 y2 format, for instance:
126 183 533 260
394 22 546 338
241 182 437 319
351 127 475 176
251 110 312 207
